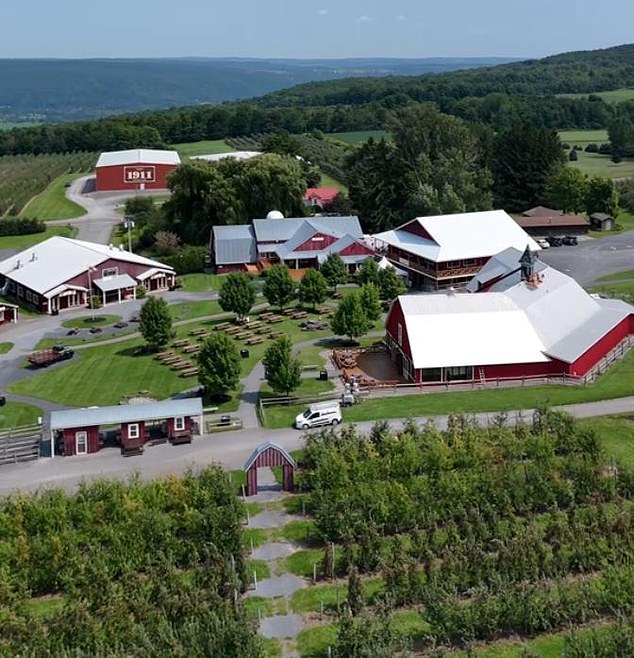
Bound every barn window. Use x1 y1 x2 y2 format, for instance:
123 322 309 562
445 366 474 382
128 423 140 439
102 267 118 278
75 431 88 455
397 323 403 346
174 416 185 431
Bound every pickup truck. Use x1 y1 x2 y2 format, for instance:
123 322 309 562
28 346 74 368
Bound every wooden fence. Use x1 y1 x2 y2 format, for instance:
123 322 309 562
0 424 42 466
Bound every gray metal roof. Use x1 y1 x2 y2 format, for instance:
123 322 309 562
253 216 362 243
213 225 257 265
50 398 203 431
93 274 137 292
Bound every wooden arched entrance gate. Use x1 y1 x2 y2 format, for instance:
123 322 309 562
244 441 296 496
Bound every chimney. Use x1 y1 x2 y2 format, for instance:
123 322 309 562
519 245 538 281
15 259 21 270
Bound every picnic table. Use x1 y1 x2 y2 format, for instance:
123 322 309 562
195 332 211 340
225 326 240 334
215 322 231 330
190 328 208 336
172 361 193 371
269 316 284 324
173 339 190 348
182 345 200 354
246 337 265 346
291 311 308 319
181 367 199 377
235 332 252 340
161 356 182 365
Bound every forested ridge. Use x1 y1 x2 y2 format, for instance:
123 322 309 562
0 44 633 156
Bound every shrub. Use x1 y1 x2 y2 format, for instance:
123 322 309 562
599 143 612 155
0 217 46 236
569 149 578 161
585 143 599 153
136 285 147 299
161 246 207 275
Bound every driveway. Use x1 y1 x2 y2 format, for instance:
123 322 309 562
540 231 634 285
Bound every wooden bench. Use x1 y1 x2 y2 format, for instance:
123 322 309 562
172 361 193 371
162 356 183 365
182 345 200 354
269 316 284 323
196 332 211 340
246 337 265 345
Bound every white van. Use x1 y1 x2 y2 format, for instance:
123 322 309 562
294 401 342 430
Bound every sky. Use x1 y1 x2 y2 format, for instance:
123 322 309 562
2 0 634 59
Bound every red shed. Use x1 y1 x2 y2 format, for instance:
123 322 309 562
244 442 296 496
95 149 181 192
48 398 204 458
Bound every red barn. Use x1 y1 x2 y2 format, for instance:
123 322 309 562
385 247 634 385
95 149 181 192
304 187 339 210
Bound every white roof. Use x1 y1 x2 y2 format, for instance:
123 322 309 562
374 210 540 263
398 293 549 369
0 237 174 296
96 149 181 168
93 273 137 292
191 151 261 162
396 259 634 369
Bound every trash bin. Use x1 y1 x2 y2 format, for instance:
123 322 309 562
240 349 250 358
319 370 328 381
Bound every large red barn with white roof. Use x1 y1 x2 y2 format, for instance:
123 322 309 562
95 149 181 192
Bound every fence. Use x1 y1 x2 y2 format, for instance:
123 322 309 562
258 392 340 425
205 416 244 433
0 424 42 466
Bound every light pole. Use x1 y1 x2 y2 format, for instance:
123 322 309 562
87 266 96 321
124 217 135 253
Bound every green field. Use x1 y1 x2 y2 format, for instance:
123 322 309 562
0 225 76 252
0 121 39 131
558 88 634 104
177 273 226 293
318 173 347 193
21 173 86 220
0 402 42 430
326 130 389 144
0 342 13 355
61 314 122 329
558 129 634 179
171 139 234 158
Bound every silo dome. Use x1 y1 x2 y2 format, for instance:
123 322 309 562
267 210 284 219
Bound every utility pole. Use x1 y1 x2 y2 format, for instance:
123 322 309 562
124 217 135 253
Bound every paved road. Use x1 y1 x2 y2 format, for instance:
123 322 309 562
540 231 634 285
2 395 634 495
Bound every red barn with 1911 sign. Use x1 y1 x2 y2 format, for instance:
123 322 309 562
95 149 181 192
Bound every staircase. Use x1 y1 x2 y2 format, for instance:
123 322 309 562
0 425 41 466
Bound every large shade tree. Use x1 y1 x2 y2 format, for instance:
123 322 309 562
263 264 296 310
331 291 371 342
219 273 256 319
263 336 302 396
139 296 174 350
198 333 241 398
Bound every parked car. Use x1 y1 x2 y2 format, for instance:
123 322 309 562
295 401 342 429
536 238 550 249
563 235 579 246
547 236 563 247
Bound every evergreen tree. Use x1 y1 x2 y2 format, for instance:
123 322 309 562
198 333 241 398
320 253 348 291
331 291 371 342
139 296 174 350
218 273 256 319
263 264 296 310
262 336 301 396
298 269 328 310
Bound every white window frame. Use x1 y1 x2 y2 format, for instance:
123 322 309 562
397 323 403 346
174 416 186 431
128 423 140 439
75 431 88 455
102 267 118 278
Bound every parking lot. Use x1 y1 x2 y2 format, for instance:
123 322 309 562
539 230 634 285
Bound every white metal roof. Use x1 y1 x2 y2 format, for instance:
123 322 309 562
96 149 181 168
93 273 137 292
398 293 549 369
192 151 261 162
396 260 634 369
50 398 203 431
374 210 540 263
0 237 174 296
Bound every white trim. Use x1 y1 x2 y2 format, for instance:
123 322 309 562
75 431 88 455
174 416 186 431
128 423 140 439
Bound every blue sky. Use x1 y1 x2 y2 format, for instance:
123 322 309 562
3 0 633 59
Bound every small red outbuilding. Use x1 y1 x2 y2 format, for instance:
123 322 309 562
95 149 181 192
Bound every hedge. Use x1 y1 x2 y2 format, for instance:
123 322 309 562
0 217 46 236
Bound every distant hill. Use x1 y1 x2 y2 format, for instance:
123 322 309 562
257 43 634 107
0 57 517 122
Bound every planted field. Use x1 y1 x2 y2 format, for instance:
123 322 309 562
0 468 262 656
21 173 86 220
172 139 234 158
326 130 389 144
0 401 41 429
0 224 76 252
558 88 634 104
0 151 95 216
287 411 634 656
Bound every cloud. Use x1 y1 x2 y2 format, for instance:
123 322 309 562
317 8 328 16
355 15 372 23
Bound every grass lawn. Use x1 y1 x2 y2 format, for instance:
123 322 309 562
27 596 65 618
580 415 634 468
0 402 42 430
319 173 348 193
0 342 13 354
260 378 334 401
297 624 337 658
262 638 283 658
21 173 86 220
61 314 122 329
172 139 234 158
8 337 198 406
326 130 389 145
558 88 634 104
35 330 138 350
177 273 226 292
557 129 634 179
168 300 223 321
282 548 324 577
262 347 634 429
558 129 609 145
0 225 76 252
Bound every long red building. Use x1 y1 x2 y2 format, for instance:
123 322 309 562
385 247 634 384
95 149 181 192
